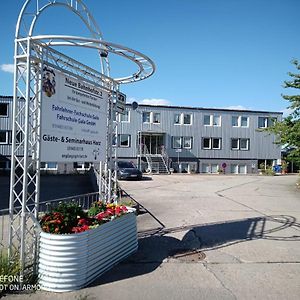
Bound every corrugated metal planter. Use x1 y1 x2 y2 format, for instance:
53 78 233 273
38 209 137 292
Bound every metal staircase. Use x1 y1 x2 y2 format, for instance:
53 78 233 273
141 145 170 174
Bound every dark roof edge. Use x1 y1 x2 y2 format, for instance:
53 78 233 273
125 103 283 115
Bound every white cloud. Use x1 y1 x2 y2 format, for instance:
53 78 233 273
139 98 171 106
223 105 250 110
0 64 14 74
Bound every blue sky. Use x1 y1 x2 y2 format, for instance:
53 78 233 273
1 0 299 114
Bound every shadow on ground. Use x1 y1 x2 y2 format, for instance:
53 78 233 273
90 214 300 287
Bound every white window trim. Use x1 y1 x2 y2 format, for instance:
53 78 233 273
119 110 130 123
153 112 161 124
183 113 192 125
41 162 58 170
204 114 221 126
232 116 239 127
174 113 181 125
183 137 193 149
240 138 249 151
202 138 211 149
212 138 221 150
172 136 182 149
240 116 249 127
119 134 131 148
142 112 151 123
258 117 268 128
0 131 8 144
213 115 221 127
231 138 239 150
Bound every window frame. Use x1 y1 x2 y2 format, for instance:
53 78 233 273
120 110 130 122
119 134 131 148
212 138 221 150
183 113 192 125
258 116 268 128
142 111 151 123
172 136 182 149
0 103 8 117
203 115 211 126
202 137 211 149
240 116 249 127
153 112 161 124
183 137 193 149
0 131 8 144
231 138 239 150
240 138 249 151
41 162 58 170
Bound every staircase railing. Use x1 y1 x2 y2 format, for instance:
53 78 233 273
161 146 170 174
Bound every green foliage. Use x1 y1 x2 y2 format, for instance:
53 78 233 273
40 202 87 234
87 201 106 217
266 59 300 162
0 249 21 284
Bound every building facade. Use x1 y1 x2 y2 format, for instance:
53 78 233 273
116 104 282 174
1 96 282 174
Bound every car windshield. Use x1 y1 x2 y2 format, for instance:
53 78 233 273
118 161 135 169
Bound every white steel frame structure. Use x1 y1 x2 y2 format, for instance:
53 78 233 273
9 0 155 277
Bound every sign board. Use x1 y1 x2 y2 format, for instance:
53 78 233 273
114 92 126 114
40 66 108 162
175 149 182 153
221 162 227 169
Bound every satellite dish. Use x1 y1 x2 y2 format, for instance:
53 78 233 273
132 101 139 110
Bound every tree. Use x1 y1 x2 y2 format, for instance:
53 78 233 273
267 59 300 163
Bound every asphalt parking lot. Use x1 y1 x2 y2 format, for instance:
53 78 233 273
5 174 300 300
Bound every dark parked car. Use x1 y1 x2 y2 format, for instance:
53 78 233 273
117 161 142 180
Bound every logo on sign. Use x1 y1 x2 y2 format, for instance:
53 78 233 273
42 67 56 97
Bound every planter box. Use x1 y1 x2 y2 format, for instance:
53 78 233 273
38 210 137 292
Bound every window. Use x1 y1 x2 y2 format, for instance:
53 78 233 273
120 110 129 122
183 114 192 125
232 116 239 127
231 138 239 150
230 164 247 174
203 138 211 149
231 164 238 174
41 162 58 170
240 138 249 150
211 164 219 173
212 138 221 149
174 114 181 124
0 103 8 117
73 162 90 170
258 117 268 128
202 138 221 150
213 115 221 126
119 134 131 147
232 116 249 127
239 165 247 174
183 137 193 149
174 113 192 125
204 115 211 126
153 113 161 124
241 116 248 127
204 114 221 126
231 138 250 150
0 131 8 144
172 136 182 149
202 164 210 173
142 112 151 123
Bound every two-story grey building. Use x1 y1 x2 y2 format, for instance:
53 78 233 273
116 103 282 174
1 95 282 175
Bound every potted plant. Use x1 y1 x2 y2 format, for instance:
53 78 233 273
38 201 137 292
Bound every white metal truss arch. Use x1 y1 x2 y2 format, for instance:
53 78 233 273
30 35 156 84
16 0 109 75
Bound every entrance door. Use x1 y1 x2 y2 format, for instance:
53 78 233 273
140 134 164 155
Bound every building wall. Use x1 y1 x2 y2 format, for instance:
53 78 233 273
1 96 282 174
117 104 282 173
